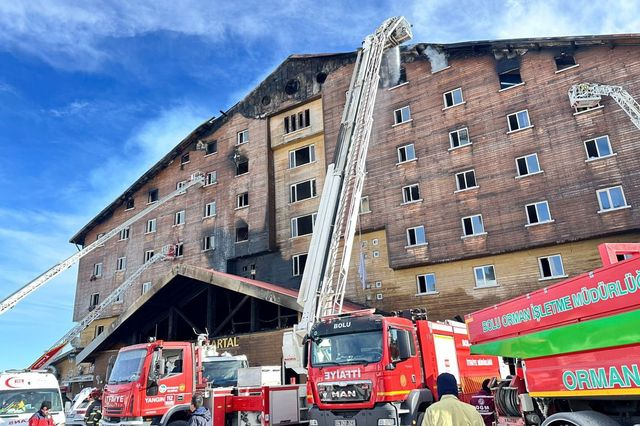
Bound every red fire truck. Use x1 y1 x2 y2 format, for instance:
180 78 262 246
466 243 640 426
304 309 499 425
101 337 248 426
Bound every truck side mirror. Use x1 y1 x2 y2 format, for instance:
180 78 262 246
397 331 412 360
157 357 166 377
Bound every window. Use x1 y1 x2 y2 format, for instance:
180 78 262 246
125 198 135 210
115 292 123 303
144 250 154 263
359 196 371 214
455 170 477 191
375 281 382 288
474 265 497 288
284 109 311 134
93 263 103 278
402 184 421 203
174 210 185 226
205 140 217 155
89 293 100 308
406 225 427 247
204 201 216 218
507 110 531 132
202 235 214 251
118 227 130 241
237 129 249 145
291 213 316 237
516 153 541 177
443 88 464 108
449 128 471 149
148 188 159 204
176 180 187 192
462 214 485 236
555 54 576 71
292 253 308 276
376 293 384 301
236 225 249 242
597 186 629 212
539 255 565 279
397 143 416 163
394 106 412 124
617 254 634 262
417 273 436 294
236 159 249 176
181 153 190 165
575 103 601 114
205 171 217 185
142 282 152 294
145 218 157 234
174 242 183 257
289 145 316 168
96 232 105 243
95 325 104 338
290 179 317 203
498 67 522 90
116 257 126 271
237 192 249 208
526 201 552 225
584 135 613 160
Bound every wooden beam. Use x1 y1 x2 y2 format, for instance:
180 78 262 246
250 298 258 332
207 286 215 335
174 306 201 334
212 296 250 336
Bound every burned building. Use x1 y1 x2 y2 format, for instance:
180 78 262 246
65 34 640 384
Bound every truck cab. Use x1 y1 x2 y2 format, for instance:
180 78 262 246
0 370 65 426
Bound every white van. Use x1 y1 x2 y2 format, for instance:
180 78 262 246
0 371 65 426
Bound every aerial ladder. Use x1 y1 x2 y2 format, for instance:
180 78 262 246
0 172 205 315
29 246 176 369
568 83 640 130
284 16 412 372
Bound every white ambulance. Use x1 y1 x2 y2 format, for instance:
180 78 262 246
0 371 65 426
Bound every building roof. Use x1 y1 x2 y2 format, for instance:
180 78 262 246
69 33 640 245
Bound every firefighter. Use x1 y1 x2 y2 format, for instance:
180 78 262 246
84 390 102 426
470 379 495 426
29 401 54 426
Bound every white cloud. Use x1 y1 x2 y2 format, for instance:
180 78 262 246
46 100 90 118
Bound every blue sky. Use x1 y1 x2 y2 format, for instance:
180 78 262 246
0 0 638 370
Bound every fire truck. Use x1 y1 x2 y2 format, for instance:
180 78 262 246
101 336 248 426
466 243 640 426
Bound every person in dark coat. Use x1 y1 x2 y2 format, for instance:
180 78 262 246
470 379 495 426
188 395 211 426
29 401 54 426
84 390 102 426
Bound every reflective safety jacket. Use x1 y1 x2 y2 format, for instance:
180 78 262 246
422 395 484 426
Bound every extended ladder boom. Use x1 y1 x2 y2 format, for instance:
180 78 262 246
568 83 640 130
284 17 411 372
29 246 174 369
0 173 204 315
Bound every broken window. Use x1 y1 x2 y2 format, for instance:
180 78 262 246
554 54 576 71
516 153 541 177
205 140 217 155
497 58 523 90
95 325 104 338
406 225 426 246
449 128 471 149
291 213 316 237
359 196 371 214
237 192 249 208
237 129 249 145
394 106 412 124
181 153 190 164
174 242 184 257
443 88 464 108
402 184 421 203
455 170 477 191
144 250 155 263
202 235 214 251
526 201 552 225
290 179 317 203
584 135 613 160
236 225 249 242
417 273 436 294
148 188 159 204
236 159 249 176
397 143 416 163
507 110 531 132
462 214 485 236
538 255 565 279
284 109 311 134
292 253 308 276
125 198 135 210
289 145 316 168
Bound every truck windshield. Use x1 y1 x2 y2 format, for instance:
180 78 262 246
0 389 63 415
311 330 382 366
108 349 147 384
202 360 247 387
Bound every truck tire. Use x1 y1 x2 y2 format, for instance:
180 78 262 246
542 411 621 426
167 420 189 426
416 411 424 426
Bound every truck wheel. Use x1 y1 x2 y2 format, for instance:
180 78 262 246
416 411 424 426
167 420 188 426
